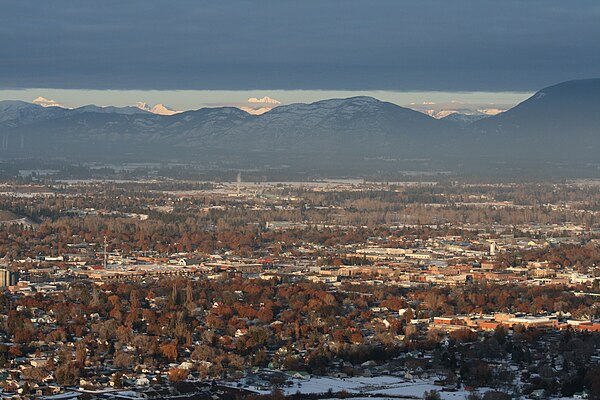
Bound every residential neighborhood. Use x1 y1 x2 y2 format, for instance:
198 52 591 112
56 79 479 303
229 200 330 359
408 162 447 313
0 178 599 398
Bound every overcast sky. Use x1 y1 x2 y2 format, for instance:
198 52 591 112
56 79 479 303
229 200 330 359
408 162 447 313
1 1 598 109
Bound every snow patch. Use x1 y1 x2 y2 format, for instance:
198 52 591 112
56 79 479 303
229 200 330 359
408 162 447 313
239 106 273 115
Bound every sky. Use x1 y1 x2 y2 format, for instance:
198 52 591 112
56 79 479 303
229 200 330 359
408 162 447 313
1 1 598 112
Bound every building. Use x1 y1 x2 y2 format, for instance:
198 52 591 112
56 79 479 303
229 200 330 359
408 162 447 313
0 268 20 288
506 315 558 329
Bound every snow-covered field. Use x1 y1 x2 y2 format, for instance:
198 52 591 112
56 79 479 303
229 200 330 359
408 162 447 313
227 375 489 399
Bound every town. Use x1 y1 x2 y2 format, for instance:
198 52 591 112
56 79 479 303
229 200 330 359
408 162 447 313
4 0 600 398
0 175 600 399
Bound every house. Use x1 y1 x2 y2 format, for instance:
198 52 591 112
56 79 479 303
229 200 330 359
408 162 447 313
178 258 203 266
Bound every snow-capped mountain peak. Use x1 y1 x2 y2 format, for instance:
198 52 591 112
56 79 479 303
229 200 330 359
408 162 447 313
32 96 67 108
151 104 180 116
135 102 180 115
238 96 283 115
134 102 150 111
248 96 281 105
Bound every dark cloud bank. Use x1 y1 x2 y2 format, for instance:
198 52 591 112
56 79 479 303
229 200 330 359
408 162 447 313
1 0 599 91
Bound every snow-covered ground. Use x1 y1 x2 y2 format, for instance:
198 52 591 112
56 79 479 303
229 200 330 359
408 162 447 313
225 375 491 399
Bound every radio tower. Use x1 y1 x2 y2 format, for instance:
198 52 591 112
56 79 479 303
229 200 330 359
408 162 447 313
103 236 108 269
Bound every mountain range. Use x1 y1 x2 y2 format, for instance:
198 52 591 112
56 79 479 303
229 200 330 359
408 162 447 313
0 79 599 170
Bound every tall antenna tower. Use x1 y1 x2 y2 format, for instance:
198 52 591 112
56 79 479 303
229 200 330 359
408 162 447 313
236 171 241 195
103 236 108 269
